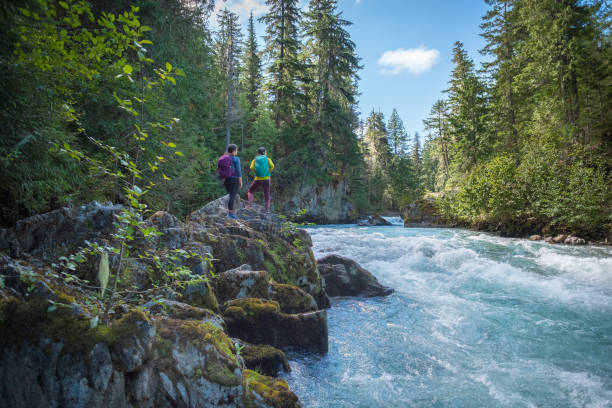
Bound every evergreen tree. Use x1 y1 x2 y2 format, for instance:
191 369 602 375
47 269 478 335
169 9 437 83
215 9 243 147
410 131 422 188
363 111 391 208
480 0 521 152
302 0 361 170
423 99 451 181
446 41 490 169
241 12 262 138
387 108 408 155
260 0 303 154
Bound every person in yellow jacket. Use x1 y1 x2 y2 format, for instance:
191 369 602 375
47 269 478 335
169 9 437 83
248 147 274 211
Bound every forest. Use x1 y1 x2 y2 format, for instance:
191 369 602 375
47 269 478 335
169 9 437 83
1 0 610 239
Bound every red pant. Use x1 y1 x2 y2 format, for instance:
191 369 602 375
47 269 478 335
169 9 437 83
248 179 270 210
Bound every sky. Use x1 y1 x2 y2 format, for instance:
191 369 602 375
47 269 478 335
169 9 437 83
211 0 491 140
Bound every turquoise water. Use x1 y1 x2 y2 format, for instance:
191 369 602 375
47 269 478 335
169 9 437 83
284 219 612 407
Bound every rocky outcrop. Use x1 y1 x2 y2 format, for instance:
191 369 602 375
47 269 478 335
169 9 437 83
191 204 329 309
357 215 392 226
223 298 328 353
0 201 121 261
212 265 318 314
0 282 247 408
402 198 445 227
0 197 329 407
317 255 393 297
283 180 355 224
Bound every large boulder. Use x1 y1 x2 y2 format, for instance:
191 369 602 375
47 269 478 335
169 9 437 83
235 340 290 377
282 180 355 224
189 204 329 310
317 254 393 297
213 265 318 314
402 197 446 227
357 215 392 226
0 201 121 261
222 298 328 353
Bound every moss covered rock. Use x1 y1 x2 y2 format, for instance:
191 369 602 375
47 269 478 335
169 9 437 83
213 265 270 305
223 298 328 353
188 205 329 309
180 277 219 311
242 369 300 408
269 282 317 314
238 342 290 377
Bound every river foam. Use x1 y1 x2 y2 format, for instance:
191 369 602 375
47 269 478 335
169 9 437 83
284 224 612 407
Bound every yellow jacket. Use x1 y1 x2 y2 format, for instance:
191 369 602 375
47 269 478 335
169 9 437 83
250 156 275 180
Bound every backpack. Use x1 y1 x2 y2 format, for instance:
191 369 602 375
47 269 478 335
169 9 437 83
217 154 234 179
254 155 269 178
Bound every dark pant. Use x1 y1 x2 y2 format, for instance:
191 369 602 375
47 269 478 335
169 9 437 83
248 179 270 210
224 177 240 211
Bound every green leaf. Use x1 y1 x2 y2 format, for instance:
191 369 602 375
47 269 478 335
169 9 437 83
123 64 133 74
175 151 184 157
165 62 172 72
175 68 186 77
98 252 109 297
133 185 142 194
167 142 176 148
47 305 57 312
168 76 176 85
59 2 68 9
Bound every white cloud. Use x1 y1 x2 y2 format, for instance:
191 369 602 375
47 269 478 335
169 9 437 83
377 46 440 75
211 0 268 26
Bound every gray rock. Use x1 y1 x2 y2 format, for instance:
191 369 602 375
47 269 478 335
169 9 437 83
112 317 155 373
2 201 121 261
223 298 328 353
146 211 186 249
552 234 567 243
358 215 392 226
529 235 541 241
403 198 446 227
283 180 355 224
145 299 225 329
58 353 91 408
317 254 393 297
189 195 242 220
213 267 269 305
564 236 586 245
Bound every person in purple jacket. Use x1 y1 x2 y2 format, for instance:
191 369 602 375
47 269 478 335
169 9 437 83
224 144 242 219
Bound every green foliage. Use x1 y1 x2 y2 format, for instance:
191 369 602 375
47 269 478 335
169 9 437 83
420 0 611 238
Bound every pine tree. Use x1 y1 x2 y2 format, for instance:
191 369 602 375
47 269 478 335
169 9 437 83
480 0 521 153
387 108 408 155
363 111 391 208
215 9 243 148
260 0 303 154
410 131 422 186
446 41 489 169
302 0 361 170
241 12 262 142
423 99 451 180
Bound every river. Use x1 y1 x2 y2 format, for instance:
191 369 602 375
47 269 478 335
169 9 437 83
284 218 612 407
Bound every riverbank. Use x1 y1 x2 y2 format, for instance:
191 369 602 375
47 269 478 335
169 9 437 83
401 198 611 246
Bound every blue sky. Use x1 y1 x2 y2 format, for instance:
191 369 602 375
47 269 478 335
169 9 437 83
213 0 491 139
